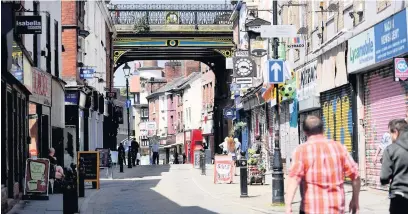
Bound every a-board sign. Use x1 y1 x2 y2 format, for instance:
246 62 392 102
194 150 200 169
214 155 234 184
78 151 100 189
24 158 50 194
96 148 110 168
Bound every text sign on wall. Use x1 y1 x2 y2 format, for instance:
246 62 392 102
297 60 318 101
394 58 408 81
374 10 408 63
15 16 42 34
348 9 408 73
79 67 95 79
31 67 51 106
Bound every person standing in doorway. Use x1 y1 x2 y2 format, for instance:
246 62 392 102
152 142 159 165
118 143 125 172
380 119 408 214
285 115 361 214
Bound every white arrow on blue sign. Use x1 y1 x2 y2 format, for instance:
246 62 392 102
268 59 284 84
125 100 131 108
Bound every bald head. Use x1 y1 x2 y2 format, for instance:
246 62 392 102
303 115 324 136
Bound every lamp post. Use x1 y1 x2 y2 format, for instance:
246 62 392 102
271 0 284 205
123 62 132 169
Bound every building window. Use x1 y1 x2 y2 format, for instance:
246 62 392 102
134 92 140 105
142 108 148 118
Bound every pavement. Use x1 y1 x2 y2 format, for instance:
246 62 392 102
8 164 390 214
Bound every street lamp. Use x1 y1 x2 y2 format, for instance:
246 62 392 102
123 62 132 169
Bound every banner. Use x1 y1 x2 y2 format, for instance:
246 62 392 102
214 155 234 184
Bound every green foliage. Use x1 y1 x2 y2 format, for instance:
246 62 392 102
134 15 150 33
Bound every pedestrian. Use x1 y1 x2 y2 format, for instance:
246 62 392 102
182 153 186 164
173 149 179 164
118 143 125 172
48 148 65 179
373 121 393 166
219 137 228 154
152 142 159 165
380 119 408 214
285 115 361 214
131 140 140 166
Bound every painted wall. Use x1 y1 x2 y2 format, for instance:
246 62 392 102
183 78 203 130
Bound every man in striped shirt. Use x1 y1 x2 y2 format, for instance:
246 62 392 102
285 115 361 214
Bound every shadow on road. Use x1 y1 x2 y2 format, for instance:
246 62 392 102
85 178 218 214
99 164 172 179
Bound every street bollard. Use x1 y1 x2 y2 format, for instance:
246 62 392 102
128 146 132 168
200 151 206 175
78 157 85 197
63 164 78 214
238 158 248 198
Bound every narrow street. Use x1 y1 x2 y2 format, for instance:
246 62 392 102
9 164 390 214
81 165 272 214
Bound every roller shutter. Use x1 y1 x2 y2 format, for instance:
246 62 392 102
320 84 355 156
364 66 408 189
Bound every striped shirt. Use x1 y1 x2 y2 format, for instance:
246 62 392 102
289 135 359 214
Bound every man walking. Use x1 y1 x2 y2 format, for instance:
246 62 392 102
380 119 408 214
285 116 361 214
152 142 159 165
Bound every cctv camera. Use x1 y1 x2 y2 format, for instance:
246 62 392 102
349 11 355 19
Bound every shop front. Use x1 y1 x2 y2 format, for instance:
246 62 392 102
64 88 88 167
51 77 66 166
347 8 408 189
28 67 52 158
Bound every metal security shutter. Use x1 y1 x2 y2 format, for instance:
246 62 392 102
320 84 354 155
364 66 408 189
299 110 321 144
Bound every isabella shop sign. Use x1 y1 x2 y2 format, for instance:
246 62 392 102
15 16 42 34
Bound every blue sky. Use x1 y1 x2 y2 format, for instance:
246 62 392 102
114 60 166 87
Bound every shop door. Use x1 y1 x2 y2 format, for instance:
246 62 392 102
320 84 355 157
364 66 408 189
299 110 321 144
6 88 14 197
40 115 49 158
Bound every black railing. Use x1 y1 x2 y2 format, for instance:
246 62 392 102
108 4 233 25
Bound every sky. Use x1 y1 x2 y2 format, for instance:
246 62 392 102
114 60 166 87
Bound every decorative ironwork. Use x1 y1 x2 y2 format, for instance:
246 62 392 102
109 4 233 25
214 49 234 58
113 50 130 65
108 4 233 11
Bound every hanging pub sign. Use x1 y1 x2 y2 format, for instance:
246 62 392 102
79 67 95 79
223 108 236 119
106 91 117 99
16 16 42 34
287 37 305 49
65 91 78 105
